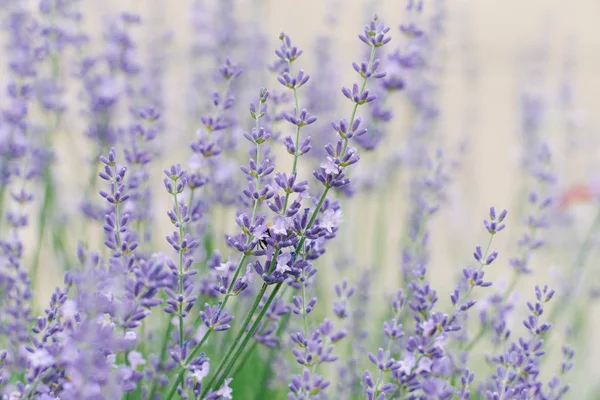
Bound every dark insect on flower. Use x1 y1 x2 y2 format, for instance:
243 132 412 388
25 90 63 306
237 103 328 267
258 221 274 250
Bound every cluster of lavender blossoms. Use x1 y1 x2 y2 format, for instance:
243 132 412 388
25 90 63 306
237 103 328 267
0 1 583 399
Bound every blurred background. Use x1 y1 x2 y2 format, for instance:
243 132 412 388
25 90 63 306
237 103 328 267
3 0 600 398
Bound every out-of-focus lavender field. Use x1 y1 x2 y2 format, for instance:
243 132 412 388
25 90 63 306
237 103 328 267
1 0 600 399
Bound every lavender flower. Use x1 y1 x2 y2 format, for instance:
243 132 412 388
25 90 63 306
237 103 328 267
485 285 560 399
0 3 584 400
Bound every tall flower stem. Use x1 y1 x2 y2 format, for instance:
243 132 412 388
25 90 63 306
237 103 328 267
164 329 212 400
372 337 394 399
342 45 376 156
148 322 173 400
252 287 293 397
549 207 600 324
172 191 185 348
301 275 310 337
204 186 331 396
216 100 264 315
287 60 302 183
200 283 268 396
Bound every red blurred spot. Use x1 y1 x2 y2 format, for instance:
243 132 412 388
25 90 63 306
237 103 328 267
559 184 593 208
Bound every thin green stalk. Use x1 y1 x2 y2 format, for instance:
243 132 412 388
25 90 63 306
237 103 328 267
207 43 378 380
253 288 292 399
30 169 54 293
296 187 330 252
0 184 5 232
450 234 494 313
372 186 387 269
0 133 13 232
200 283 268 397
282 59 302 212
410 233 496 370
462 325 487 353
371 338 393 399
342 45 376 156
148 321 173 400
502 272 520 302
164 329 212 400
30 37 63 288
204 107 318 393
216 117 263 315
169 94 270 398
301 278 309 338
212 283 282 392
23 369 53 399
172 192 185 349
81 160 100 242
463 262 520 352
208 187 331 393
114 181 122 247
549 207 600 323
229 339 258 379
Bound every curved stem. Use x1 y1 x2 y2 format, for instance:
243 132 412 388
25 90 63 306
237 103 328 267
549 207 600 323
164 329 212 400
301 278 309 338
217 119 264 315
194 44 378 398
252 287 292 398
462 256 520 352
449 234 494 318
282 59 302 212
371 338 394 399
114 181 122 247
205 187 331 395
200 283 268 396
148 322 174 399
342 45 376 156
212 283 282 391
30 169 54 293
173 192 185 349
229 340 258 379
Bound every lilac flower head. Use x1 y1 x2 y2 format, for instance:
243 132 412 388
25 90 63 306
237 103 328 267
275 33 304 63
200 303 234 332
359 17 392 48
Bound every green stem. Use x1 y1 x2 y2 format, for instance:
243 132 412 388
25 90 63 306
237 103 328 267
301 278 309 338
342 45 376 156
173 192 185 349
450 234 494 314
229 340 258 379
212 283 281 391
282 60 302 212
371 338 393 399
0 184 5 232
502 272 520 302
208 187 331 393
549 207 600 324
168 95 271 398
148 322 173 400
200 284 268 397
114 181 122 248
164 329 212 400
216 119 263 315
463 267 520 353
296 187 330 252
202 128 332 396
30 170 54 294
372 187 387 269
462 325 487 353
253 289 292 399
23 369 52 399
